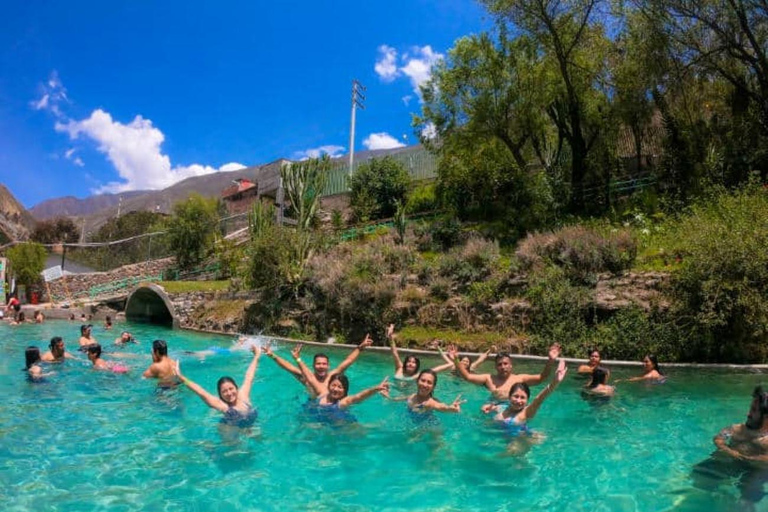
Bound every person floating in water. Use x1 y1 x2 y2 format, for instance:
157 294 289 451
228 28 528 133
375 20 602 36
691 387 768 507
615 355 665 384
143 340 179 387
174 346 261 427
264 335 373 398
41 336 77 363
291 344 388 419
577 349 608 380
448 343 561 402
482 360 567 453
85 344 129 373
582 367 614 398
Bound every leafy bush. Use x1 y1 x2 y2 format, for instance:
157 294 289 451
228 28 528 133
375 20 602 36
349 156 411 222
516 224 637 283
437 236 501 293
166 194 223 270
6 242 47 286
31 217 79 244
427 215 465 251
406 183 439 214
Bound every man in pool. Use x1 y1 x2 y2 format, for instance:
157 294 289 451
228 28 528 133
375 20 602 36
448 343 561 402
78 324 97 348
692 386 768 506
142 339 178 387
263 334 374 398
40 336 77 362
114 331 137 345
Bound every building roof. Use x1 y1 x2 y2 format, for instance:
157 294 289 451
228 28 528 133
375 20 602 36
221 178 257 199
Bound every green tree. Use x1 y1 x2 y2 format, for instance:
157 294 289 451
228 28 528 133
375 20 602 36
30 217 79 244
280 155 330 230
6 242 47 286
349 156 411 222
166 194 223 269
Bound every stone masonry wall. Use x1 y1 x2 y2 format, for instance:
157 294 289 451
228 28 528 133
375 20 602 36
47 257 175 303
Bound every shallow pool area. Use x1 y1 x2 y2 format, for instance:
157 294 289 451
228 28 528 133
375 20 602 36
3 320 768 511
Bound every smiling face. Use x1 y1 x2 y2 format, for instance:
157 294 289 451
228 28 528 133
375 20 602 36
218 381 239 405
328 378 347 401
313 356 329 379
642 357 653 372
508 387 529 412
416 372 436 397
404 356 420 376
459 357 471 369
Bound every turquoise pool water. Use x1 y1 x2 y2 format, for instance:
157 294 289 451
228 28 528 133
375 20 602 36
3 320 768 511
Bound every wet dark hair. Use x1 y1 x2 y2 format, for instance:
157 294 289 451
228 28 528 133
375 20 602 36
80 324 91 334
17 312 25 322
86 344 102 358
25 346 41 369
152 339 168 356
753 387 768 413
645 354 663 375
417 369 438 396
217 376 238 401
105 316 112 324
403 355 421 375
50 336 63 350
329 374 350 397
589 348 601 358
509 382 531 400
495 353 513 364
313 353 329 363
589 367 609 388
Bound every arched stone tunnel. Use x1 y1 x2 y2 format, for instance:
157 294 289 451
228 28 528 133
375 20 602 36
124 284 179 328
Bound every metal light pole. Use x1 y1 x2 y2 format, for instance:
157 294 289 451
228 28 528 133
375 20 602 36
349 79 366 176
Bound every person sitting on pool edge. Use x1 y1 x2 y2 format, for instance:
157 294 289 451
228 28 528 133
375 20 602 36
447 343 561 402
143 339 178 387
174 346 261 427
263 334 374 398
291 344 389 419
582 367 614 398
41 336 77 363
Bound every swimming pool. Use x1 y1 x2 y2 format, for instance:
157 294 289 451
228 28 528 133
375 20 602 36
2 320 766 511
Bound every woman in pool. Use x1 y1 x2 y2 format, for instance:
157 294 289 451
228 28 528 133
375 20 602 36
24 346 45 380
386 324 421 380
577 349 605 378
174 346 261 427
482 360 567 451
291 344 388 416
616 355 665 384
434 344 495 375
582 366 614 397
384 369 464 414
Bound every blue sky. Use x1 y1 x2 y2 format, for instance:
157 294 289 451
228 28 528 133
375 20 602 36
0 1 489 208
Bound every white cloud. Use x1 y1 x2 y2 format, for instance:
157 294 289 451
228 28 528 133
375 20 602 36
374 45 399 82
402 95 413 106
30 71 68 118
73 157 85 167
56 109 245 194
362 133 406 150
64 148 76 159
220 162 247 172
374 44 443 101
401 45 443 98
420 122 437 140
292 145 345 160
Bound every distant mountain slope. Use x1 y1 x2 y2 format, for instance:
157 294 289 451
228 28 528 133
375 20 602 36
0 184 36 243
29 191 146 220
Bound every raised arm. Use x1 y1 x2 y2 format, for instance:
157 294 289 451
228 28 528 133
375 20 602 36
387 324 404 372
449 345 492 387
263 344 303 378
291 345 325 396
332 334 373 375
523 360 567 421
470 345 496 372
520 343 561 386
238 346 261 403
174 360 227 413
339 377 389 409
